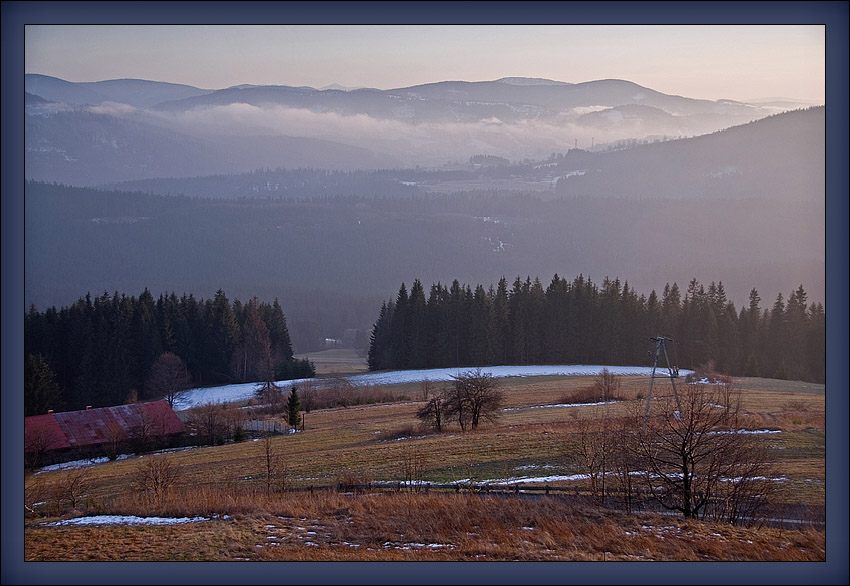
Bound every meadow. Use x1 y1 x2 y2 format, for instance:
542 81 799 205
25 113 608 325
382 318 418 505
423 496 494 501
24 370 826 562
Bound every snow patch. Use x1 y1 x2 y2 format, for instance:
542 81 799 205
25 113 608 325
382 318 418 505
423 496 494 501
490 474 590 485
177 365 694 411
382 435 428 443
45 515 211 526
711 429 782 435
504 400 615 411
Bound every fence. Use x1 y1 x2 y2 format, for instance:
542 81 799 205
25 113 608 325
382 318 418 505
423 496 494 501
242 419 292 436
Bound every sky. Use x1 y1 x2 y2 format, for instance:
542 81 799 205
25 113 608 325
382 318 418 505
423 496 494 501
25 24 825 103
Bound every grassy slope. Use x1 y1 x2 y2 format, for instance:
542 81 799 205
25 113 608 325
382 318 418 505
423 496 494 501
24 375 825 561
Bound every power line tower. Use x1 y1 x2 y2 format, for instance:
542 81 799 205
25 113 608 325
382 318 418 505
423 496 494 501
643 336 683 428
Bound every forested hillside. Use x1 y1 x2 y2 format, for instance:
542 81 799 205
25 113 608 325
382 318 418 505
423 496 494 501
24 290 314 414
368 276 825 384
25 179 825 353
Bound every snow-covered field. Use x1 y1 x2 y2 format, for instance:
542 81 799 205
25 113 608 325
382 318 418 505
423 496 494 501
175 365 693 411
174 377 314 410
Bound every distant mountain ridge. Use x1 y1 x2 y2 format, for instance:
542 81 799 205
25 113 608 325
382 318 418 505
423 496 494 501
496 77 571 86
27 73 810 120
148 77 770 124
25 74 819 185
25 74 214 108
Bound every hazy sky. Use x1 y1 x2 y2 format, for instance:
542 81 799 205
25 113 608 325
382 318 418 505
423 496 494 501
26 25 825 103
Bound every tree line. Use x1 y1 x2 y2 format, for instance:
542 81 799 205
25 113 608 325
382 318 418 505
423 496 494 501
24 289 314 415
368 275 825 384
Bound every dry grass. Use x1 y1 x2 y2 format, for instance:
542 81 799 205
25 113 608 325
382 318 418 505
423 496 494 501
293 348 369 376
25 491 825 562
24 374 825 561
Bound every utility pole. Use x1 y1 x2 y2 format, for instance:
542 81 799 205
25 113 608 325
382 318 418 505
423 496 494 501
643 336 682 429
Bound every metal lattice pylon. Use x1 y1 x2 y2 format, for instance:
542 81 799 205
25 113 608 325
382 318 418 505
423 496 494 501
643 336 683 428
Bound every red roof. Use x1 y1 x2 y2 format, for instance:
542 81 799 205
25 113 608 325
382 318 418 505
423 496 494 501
24 414 70 451
24 400 185 452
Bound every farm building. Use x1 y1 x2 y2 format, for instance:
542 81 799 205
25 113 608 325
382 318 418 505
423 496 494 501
24 400 186 467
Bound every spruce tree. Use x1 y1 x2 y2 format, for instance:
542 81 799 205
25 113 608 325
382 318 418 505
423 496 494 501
408 279 428 368
241 297 273 382
264 298 294 363
287 387 302 430
207 290 240 380
367 301 394 371
24 354 63 416
390 283 411 368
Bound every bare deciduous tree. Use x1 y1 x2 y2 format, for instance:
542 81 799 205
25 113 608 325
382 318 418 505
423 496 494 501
145 352 193 408
54 468 92 512
24 422 61 470
445 369 504 431
592 368 623 401
260 433 287 494
575 417 610 506
416 391 447 432
131 409 166 453
134 456 180 506
609 402 643 514
188 403 227 445
401 446 426 492
634 382 776 522
299 380 316 413
24 475 48 517
255 380 284 413
103 420 126 461
420 379 433 401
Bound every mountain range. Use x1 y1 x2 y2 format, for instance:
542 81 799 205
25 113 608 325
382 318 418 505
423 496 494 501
25 74 817 186
23 75 824 352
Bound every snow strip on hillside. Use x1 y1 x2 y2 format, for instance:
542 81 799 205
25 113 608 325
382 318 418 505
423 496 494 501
175 365 693 411
45 515 218 526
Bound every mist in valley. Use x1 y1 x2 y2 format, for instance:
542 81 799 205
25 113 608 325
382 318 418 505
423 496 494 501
22 24 827 355
24 78 825 354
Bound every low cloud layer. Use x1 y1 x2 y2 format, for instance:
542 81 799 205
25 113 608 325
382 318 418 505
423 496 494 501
150 102 695 166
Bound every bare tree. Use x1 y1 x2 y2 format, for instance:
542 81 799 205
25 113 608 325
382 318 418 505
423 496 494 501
592 368 623 401
131 409 163 453
416 391 447 432
24 422 61 469
401 446 426 492
145 352 193 408
134 455 181 506
260 433 287 494
609 402 643 514
24 474 48 517
223 405 247 441
445 369 504 431
299 380 316 413
54 467 92 512
634 382 776 522
575 417 610 506
103 420 126 461
420 379 433 401
572 371 623 507
188 403 227 445
255 380 285 413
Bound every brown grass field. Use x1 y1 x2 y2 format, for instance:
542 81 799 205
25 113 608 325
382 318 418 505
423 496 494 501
23 374 826 563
